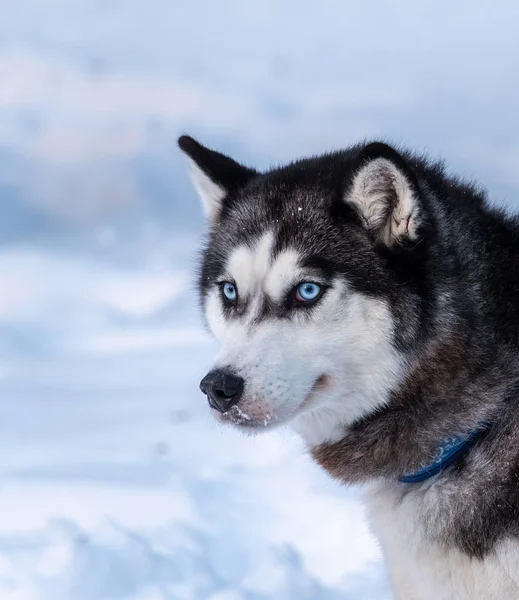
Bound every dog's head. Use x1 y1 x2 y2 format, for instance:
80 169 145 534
179 136 431 445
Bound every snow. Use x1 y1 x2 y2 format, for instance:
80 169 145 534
0 244 389 599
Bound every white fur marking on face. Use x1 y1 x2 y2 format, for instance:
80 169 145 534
206 259 405 444
264 249 301 302
348 158 420 245
226 245 255 299
224 231 275 302
205 289 226 340
291 288 404 446
206 234 405 446
252 231 275 282
188 159 226 219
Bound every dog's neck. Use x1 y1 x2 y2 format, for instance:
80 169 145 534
309 332 510 485
398 422 489 483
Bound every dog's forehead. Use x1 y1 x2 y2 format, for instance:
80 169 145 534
200 165 375 299
224 230 302 300
222 180 336 250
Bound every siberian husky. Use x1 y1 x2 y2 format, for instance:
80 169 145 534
179 134 519 600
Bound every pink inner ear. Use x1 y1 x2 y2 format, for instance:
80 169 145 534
188 159 227 219
347 157 419 245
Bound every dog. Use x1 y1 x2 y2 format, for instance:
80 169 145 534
178 134 519 599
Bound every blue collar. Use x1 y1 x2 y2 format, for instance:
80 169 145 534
399 424 488 484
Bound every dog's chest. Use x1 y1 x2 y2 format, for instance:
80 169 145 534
365 482 519 600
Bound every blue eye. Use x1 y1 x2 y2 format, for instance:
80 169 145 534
295 282 322 303
222 282 237 303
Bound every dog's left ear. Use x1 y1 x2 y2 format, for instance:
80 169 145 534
178 135 258 220
346 142 422 246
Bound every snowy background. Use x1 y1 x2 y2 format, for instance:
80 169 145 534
1 1 519 598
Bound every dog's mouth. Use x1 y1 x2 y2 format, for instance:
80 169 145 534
218 405 277 429
298 374 330 411
217 374 331 430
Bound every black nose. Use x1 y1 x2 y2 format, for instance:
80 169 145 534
200 370 244 413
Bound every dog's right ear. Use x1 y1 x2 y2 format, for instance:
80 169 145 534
178 136 258 220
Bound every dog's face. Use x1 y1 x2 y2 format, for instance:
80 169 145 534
179 136 426 445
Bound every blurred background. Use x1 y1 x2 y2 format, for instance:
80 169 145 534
0 1 518 598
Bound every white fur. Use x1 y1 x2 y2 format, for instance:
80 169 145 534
224 232 275 301
348 158 420 245
264 249 301 302
204 235 404 443
252 231 276 284
226 245 256 299
366 481 519 599
188 159 226 219
205 288 227 340
291 290 403 445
